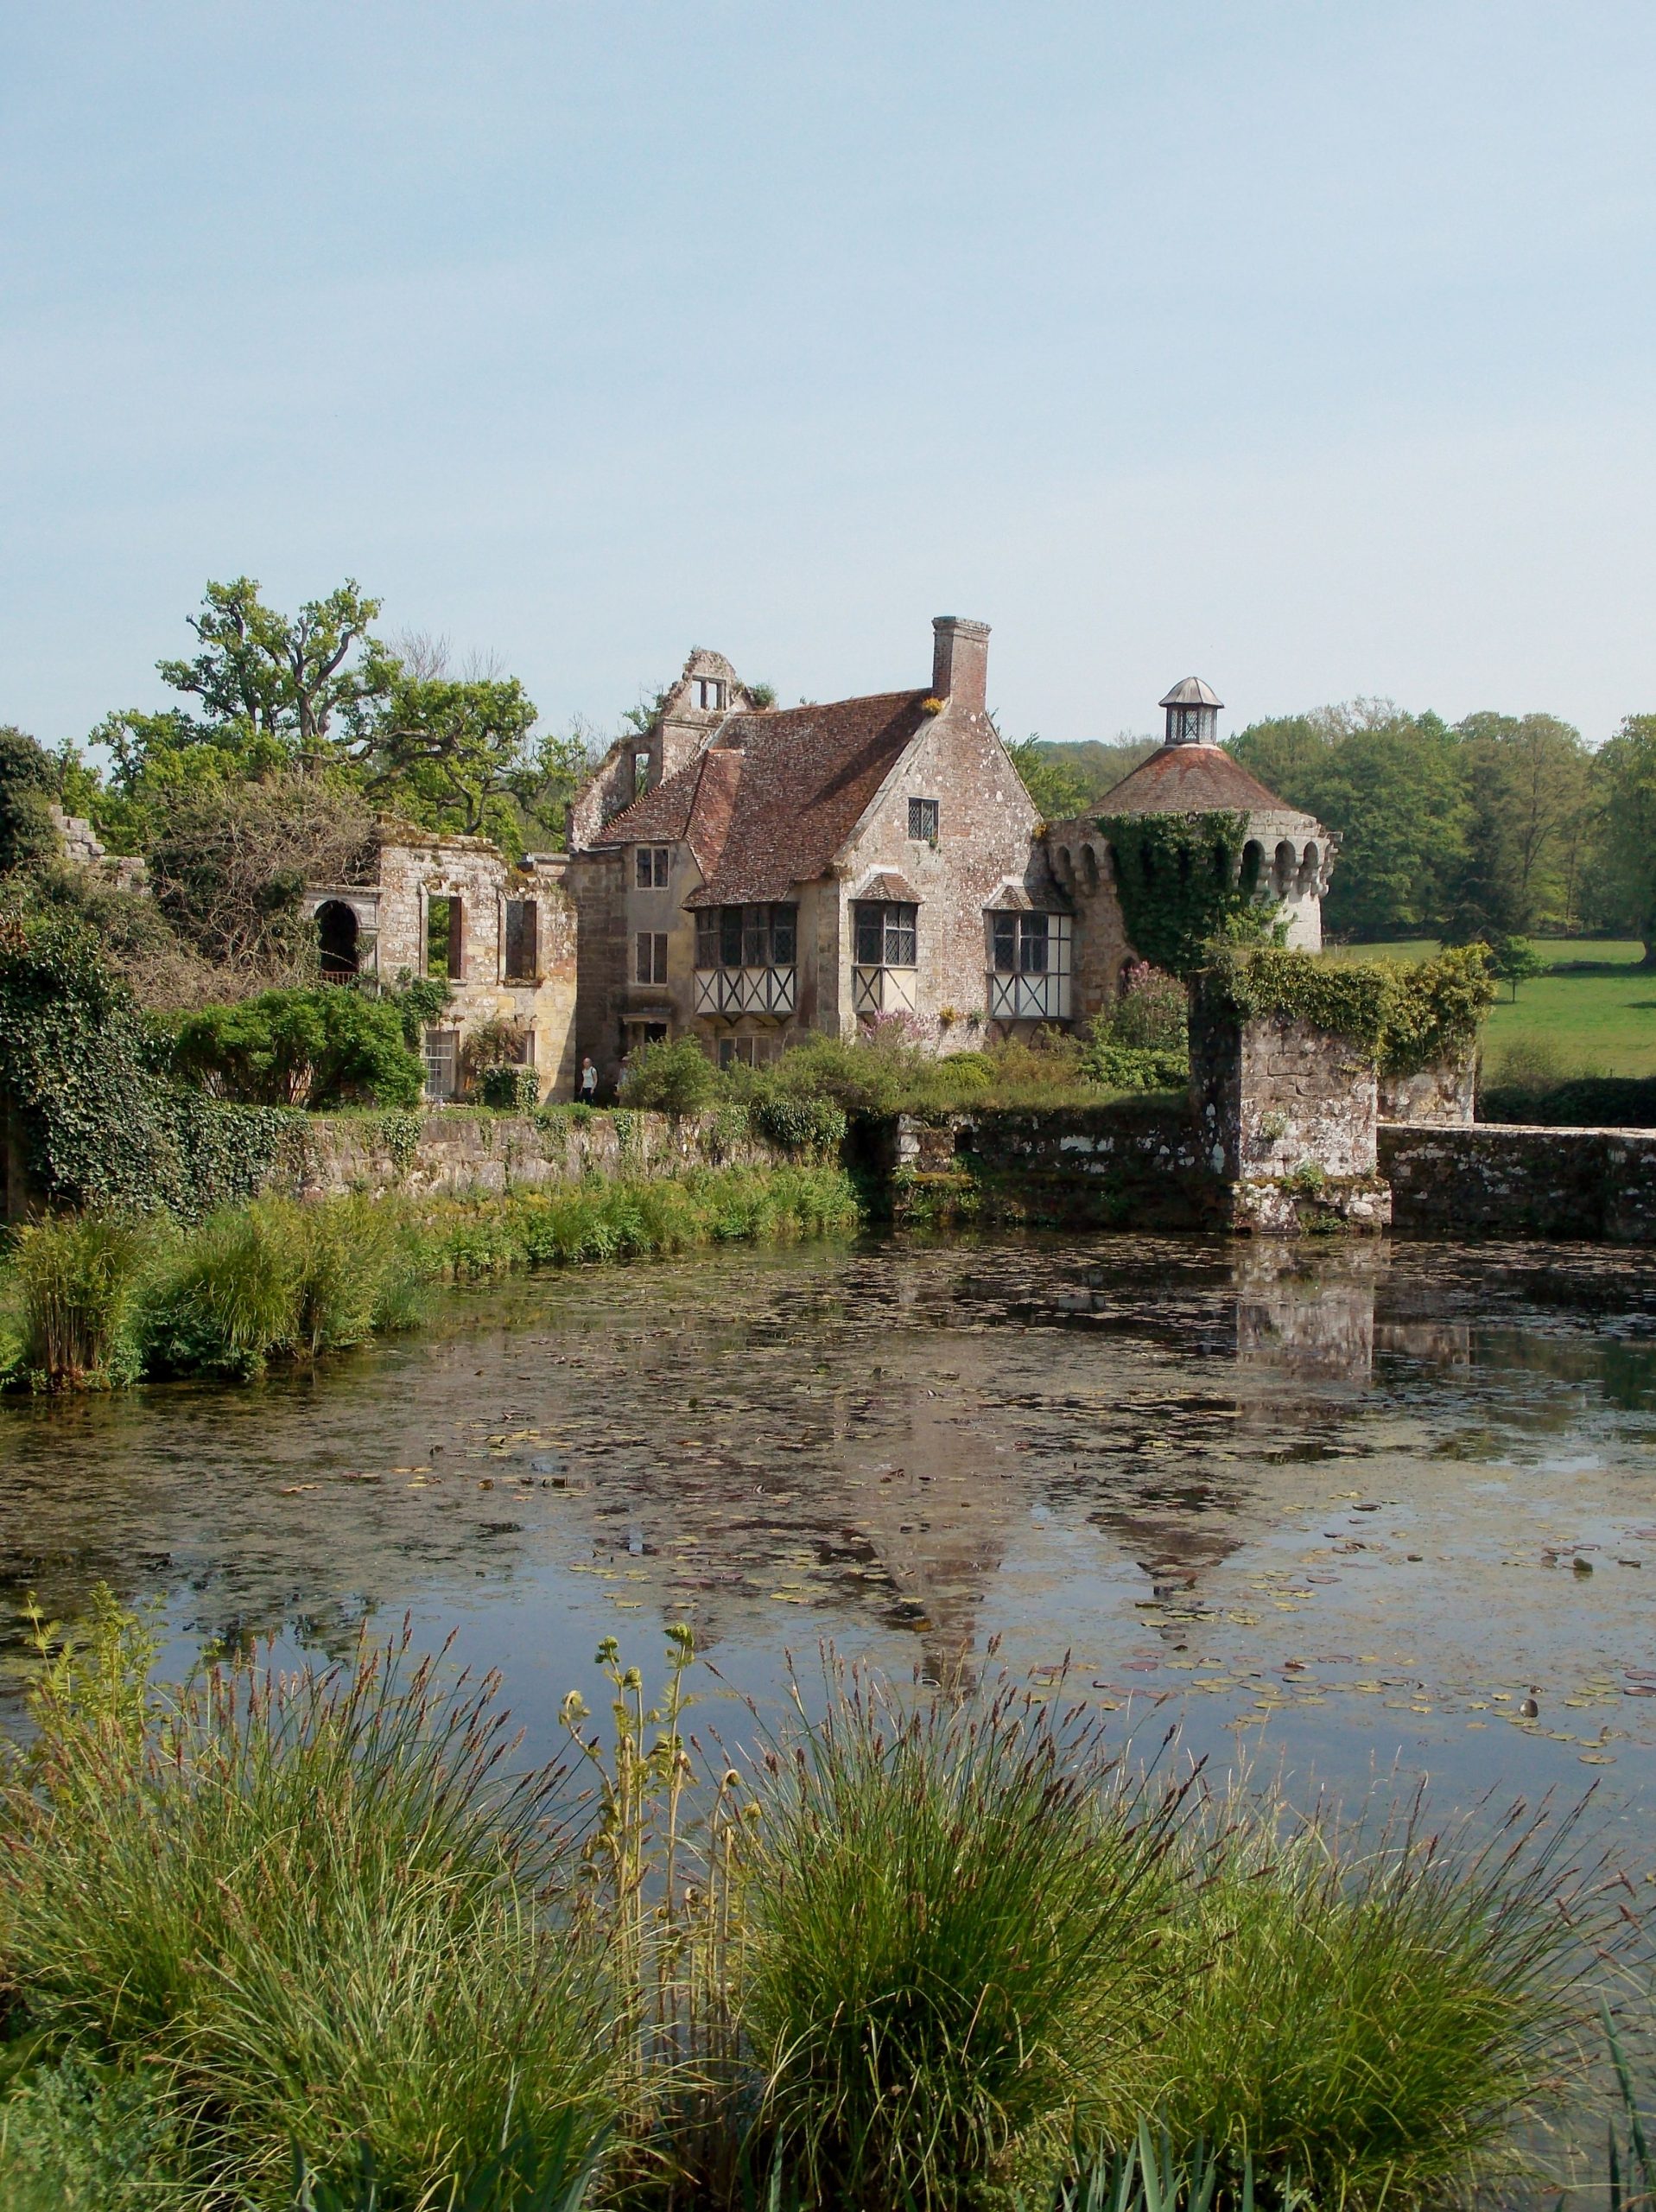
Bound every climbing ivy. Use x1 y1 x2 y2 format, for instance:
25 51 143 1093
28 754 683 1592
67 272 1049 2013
1196 943 1495 1068
0 894 300 1217
1095 810 1278 977
1376 944 1496 1075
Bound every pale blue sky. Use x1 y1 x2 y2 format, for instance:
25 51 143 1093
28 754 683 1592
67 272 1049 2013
3 1 1652 754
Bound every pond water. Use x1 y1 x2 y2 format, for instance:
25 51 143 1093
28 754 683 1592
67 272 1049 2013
2 1232 1654 1843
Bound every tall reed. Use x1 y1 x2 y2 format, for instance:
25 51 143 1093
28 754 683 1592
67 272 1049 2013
0 1598 617 2207
735 1661 1187 2211
4 1212 152 1388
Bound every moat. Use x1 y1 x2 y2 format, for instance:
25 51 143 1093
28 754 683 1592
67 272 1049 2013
2 1233 1653 1839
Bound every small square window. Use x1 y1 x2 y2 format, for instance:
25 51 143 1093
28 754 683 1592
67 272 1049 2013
908 797 939 842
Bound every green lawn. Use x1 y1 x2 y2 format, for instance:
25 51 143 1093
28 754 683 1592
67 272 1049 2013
1331 938 1656 1078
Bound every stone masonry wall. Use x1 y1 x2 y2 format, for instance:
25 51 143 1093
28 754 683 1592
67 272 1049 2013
279 1107 790 1202
1380 1123 1656 1243
1189 1003 1389 1232
1378 1054 1476 1127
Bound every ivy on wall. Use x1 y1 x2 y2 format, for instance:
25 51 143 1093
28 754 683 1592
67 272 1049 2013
0 897 300 1217
1197 943 1496 1068
1095 810 1279 977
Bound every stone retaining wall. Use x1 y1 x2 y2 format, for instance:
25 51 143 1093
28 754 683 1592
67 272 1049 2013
275 1107 787 1201
1380 1122 1656 1243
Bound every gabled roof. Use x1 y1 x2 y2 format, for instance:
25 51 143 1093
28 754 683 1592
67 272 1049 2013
1094 742 1302 817
597 748 744 879
600 689 934 906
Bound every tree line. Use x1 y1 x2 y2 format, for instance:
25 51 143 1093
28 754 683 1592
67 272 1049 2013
1014 702 1656 963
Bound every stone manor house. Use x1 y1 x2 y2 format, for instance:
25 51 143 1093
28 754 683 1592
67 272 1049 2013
304 616 1336 1100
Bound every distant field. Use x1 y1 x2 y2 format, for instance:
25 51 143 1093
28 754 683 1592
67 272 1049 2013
1330 938 1656 1077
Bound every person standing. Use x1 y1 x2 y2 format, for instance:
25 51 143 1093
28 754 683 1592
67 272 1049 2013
579 1055 598 1103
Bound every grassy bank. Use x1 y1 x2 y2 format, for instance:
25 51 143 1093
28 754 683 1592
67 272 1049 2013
0 1610 1639 2212
0 1164 861 1391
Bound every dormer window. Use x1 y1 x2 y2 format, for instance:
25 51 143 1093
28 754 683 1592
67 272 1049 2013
908 798 940 842
695 678 726 711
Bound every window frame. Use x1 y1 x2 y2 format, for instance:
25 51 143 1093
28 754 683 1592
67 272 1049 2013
503 898 539 984
853 900 917 969
907 797 940 842
635 931 669 985
695 904 799 971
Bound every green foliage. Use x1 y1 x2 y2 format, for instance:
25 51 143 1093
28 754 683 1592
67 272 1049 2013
1139 1794 1594 2207
1096 812 1277 978
0 725 60 875
1006 735 1158 818
1375 943 1497 1075
1596 715 1656 963
4 1213 154 1389
1077 1041 1189 1092
479 1063 542 1111
617 1037 718 1116
2 1170 860 1390
387 972 451 1049
1097 963 1189 1052
172 988 425 1109
2 1605 618 2206
1477 1075 1656 1128
747 1090 847 1156
1487 933 1548 1001
1199 947 1394 1054
0 892 300 1215
739 1666 1182 2210
0 2052 183 2209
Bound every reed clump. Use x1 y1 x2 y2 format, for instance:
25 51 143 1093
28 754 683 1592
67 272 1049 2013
0 1163 861 1390
0 1609 1637 2211
0 1593 616 2207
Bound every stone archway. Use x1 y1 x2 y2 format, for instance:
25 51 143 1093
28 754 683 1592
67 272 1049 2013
315 899 360 981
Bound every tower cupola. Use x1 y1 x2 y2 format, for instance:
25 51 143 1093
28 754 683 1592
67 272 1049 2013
1159 677 1223 747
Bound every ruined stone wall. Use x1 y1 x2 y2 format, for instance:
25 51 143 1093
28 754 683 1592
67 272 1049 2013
279 1106 790 1202
1380 1123 1656 1243
836 703 1050 1048
1378 1055 1477 1127
1190 1004 1380 1185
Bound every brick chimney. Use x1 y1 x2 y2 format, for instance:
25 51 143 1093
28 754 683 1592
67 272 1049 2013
930 616 989 714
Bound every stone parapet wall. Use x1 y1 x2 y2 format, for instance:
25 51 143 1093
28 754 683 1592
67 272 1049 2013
276 1107 787 1202
1380 1122 1656 1243
1378 1055 1476 1127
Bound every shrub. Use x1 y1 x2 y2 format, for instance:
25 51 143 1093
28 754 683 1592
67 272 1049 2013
1136 1791 1603 2207
478 1062 541 1111
1077 1041 1189 1093
617 1037 717 1116
1099 963 1189 1052
739 1665 1181 2209
5 1213 154 1389
748 1090 847 1156
172 987 424 1109
1479 1074 1656 1128
1 1599 618 2206
137 1205 298 1379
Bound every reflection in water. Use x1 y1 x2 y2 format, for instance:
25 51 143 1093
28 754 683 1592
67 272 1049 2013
1 1235 1653 1828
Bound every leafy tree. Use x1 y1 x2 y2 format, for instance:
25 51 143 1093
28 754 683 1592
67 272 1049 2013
1005 736 1093 820
1448 713 1590 939
0 726 59 874
369 665 541 840
1229 702 1469 940
1595 715 1656 967
98 578 395 798
1487 933 1548 1001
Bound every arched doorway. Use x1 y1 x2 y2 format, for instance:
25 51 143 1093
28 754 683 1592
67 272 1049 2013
316 899 359 981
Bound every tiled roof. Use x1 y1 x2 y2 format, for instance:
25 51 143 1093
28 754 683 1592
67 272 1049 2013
598 748 745 880
1094 742 1300 817
680 690 932 906
854 869 923 904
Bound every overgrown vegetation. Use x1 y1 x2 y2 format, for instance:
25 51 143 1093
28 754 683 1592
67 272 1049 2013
0 1167 860 1390
0 1612 1634 2210
1197 944 1496 1068
1093 812 1278 979
173 985 426 1108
